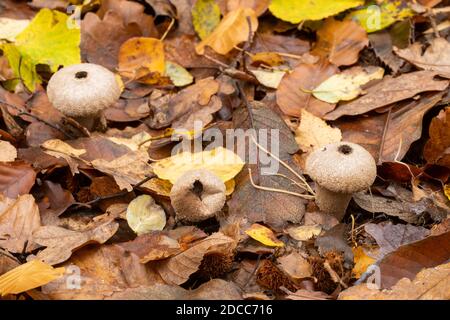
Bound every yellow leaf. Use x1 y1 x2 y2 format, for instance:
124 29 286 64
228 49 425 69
195 8 258 55
347 1 414 33
245 223 284 247
444 184 450 201
126 195 166 236
295 109 342 153
192 0 221 40
269 0 364 24
251 52 284 66
351 246 376 279
286 225 322 241
1 9 80 91
313 66 385 103
118 37 165 84
0 260 65 296
250 69 285 89
152 147 245 184
165 61 194 87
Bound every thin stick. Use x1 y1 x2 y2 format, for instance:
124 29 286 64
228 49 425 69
160 18 175 41
249 168 315 199
251 136 315 195
378 106 392 164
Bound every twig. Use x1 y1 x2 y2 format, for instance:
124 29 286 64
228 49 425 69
243 254 262 289
378 106 392 164
0 100 75 139
160 18 175 41
248 168 315 199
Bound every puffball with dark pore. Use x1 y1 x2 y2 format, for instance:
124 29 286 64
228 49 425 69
305 142 377 221
47 63 121 129
170 169 226 223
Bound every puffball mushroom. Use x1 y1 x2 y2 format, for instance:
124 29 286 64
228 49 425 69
47 63 121 131
305 142 377 221
170 169 226 223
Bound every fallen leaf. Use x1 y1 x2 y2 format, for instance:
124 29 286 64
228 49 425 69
394 38 450 76
313 66 385 103
245 223 284 247
377 231 450 289
38 181 75 225
0 194 41 253
315 224 353 265
250 69 285 89
32 220 119 266
286 225 322 241
1 9 80 91
0 260 64 297
424 107 450 168
192 0 221 40
325 71 449 120
295 109 342 153
126 195 166 236
269 0 363 23
368 31 405 74
195 8 258 55
277 251 312 279
118 37 165 84
226 0 269 16
312 18 369 67
0 141 17 162
165 61 193 87
0 161 36 199
347 1 414 33
336 92 446 162
352 246 376 279
155 232 236 285
364 222 430 260
276 61 338 118
152 147 244 184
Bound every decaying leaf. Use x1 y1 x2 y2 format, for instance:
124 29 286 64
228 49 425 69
0 161 36 198
424 107 450 168
313 66 385 103
339 261 450 300
126 195 166 236
0 194 41 253
155 232 236 285
192 0 221 40
245 223 284 247
195 8 258 55
286 225 323 241
352 246 376 279
32 220 119 265
295 109 342 153
0 260 65 297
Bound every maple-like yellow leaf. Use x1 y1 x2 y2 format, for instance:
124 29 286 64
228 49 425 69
0 260 65 296
245 223 284 247
192 0 221 40
118 37 165 84
351 246 376 279
0 9 80 91
269 0 364 24
152 147 245 184
195 8 258 55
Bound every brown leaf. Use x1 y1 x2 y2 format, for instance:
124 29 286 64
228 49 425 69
104 98 150 122
364 222 430 259
369 31 404 74
38 181 75 226
0 194 41 253
229 103 307 228
276 61 338 118
225 0 269 16
32 220 119 265
378 231 450 289
324 71 449 120
42 245 163 299
339 261 450 300
277 251 313 280
424 107 450 168
312 18 368 67
335 92 445 161
155 232 236 285
315 224 353 265
394 38 450 76
145 77 221 131
0 161 36 198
